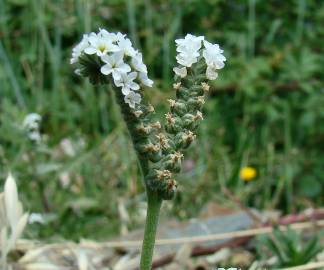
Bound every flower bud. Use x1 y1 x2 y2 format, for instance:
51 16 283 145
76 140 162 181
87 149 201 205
181 113 197 129
163 152 183 173
169 100 187 116
159 179 177 200
187 96 205 110
133 110 143 118
176 87 190 100
174 130 196 149
165 113 182 134
156 133 170 150
173 82 181 90
194 111 204 121
150 121 162 130
201 82 210 92
136 123 152 134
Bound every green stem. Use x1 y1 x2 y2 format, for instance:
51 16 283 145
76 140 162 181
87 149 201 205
140 190 162 270
111 86 162 269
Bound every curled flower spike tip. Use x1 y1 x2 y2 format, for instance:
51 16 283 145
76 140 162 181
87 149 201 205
70 28 154 109
145 33 226 200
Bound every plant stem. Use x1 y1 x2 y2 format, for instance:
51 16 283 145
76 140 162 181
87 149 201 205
140 190 162 270
112 86 162 269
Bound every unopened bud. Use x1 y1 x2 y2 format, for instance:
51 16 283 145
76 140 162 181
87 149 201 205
175 130 196 149
156 133 170 150
156 169 172 180
173 82 181 90
165 112 176 125
133 110 143 118
182 113 195 129
168 99 176 107
171 101 187 116
197 96 205 105
159 179 177 200
164 152 183 173
136 123 151 134
201 82 210 92
147 104 155 113
150 121 162 130
195 111 204 121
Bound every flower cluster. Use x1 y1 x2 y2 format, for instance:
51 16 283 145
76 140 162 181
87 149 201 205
145 34 226 200
71 31 226 201
23 113 42 142
70 29 153 108
173 34 226 80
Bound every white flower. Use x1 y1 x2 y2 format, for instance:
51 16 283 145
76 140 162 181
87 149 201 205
203 40 226 69
100 51 131 81
115 72 140 95
206 66 218 80
124 91 141 108
175 34 204 67
23 113 42 142
139 72 154 87
173 66 187 78
176 53 199 67
98 28 118 42
117 36 136 57
84 33 119 57
175 34 204 53
70 34 90 64
131 52 148 73
23 113 41 130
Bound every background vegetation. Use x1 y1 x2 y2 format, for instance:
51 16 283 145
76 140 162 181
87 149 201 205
0 0 323 240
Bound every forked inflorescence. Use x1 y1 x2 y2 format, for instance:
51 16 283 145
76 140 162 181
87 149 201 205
71 30 226 201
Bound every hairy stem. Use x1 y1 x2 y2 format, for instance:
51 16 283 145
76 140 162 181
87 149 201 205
112 86 161 269
140 190 162 270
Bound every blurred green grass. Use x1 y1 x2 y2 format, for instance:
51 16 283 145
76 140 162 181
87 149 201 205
0 0 323 240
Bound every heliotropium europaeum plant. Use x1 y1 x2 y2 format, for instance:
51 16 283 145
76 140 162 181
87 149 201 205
71 29 226 270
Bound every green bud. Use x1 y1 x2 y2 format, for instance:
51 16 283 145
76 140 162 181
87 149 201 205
158 179 177 200
165 113 183 134
181 113 197 129
163 152 183 173
169 99 187 116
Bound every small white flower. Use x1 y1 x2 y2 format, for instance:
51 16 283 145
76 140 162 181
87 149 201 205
173 66 187 78
117 36 136 57
84 33 119 57
23 113 41 130
139 72 154 87
176 53 199 67
175 34 204 53
98 28 118 42
131 52 148 73
115 72 140 95
23 113 42 142
206 66 218 80
175 34 204 67
100 51 131 81
70 34 90 64
124 91 141 108
203 40 226 69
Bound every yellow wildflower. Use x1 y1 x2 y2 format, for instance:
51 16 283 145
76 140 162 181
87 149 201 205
240 166 257 181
